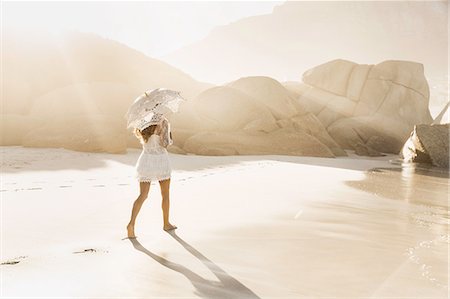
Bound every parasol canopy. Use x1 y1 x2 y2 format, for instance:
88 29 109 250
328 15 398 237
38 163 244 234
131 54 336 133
125 88 185 130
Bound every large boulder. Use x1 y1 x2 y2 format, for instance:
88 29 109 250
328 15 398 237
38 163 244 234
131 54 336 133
173 77 347 158
26 82 142 152
183 128 335 157
303 59 357 97
167 84 281 152
276 113 346 156
168 76 356 157
22 115 127 154
0 114 45 145
295 59 433 155
191 86 279 133
400 124 449 168
228 76 303 119
28 82 142 119
327 116 411 155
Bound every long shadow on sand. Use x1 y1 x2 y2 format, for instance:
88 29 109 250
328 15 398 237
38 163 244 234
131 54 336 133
129 232 260 299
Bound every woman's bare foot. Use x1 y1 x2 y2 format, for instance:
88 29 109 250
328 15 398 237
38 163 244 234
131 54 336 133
163 223 177 231
127 224 136 238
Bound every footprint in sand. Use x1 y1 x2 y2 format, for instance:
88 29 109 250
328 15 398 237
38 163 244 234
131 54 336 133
1 256 27 265
73 248 109 254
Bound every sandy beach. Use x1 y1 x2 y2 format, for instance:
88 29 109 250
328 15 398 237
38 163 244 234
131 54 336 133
2 1 448 297
1 146 448 298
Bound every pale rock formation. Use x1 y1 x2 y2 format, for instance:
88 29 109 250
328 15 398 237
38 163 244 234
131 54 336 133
295 59 433 155
401 124 449 168
183 128 335 157
2 31 210 153
191 86 279 132
227 76 303 118
27 82 146 150
166 145 187 155
276 113 346 156
2 31 209 115
0 114 45 145
167 83 280 153
29 82 141 119
22 115 127 154
327 116 411 156
173 76 347 158
302 59 357 97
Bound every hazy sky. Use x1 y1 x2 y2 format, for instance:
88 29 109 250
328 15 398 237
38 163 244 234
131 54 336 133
3 1 282 58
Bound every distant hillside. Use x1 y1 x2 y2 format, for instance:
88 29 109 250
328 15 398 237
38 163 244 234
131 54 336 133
1 30 212 152
164 1 447 86
2 30 211 115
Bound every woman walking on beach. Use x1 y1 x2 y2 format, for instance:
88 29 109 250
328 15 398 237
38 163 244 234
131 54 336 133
127 114 177 238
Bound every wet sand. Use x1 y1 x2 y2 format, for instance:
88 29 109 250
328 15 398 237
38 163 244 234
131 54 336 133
1 146 448 298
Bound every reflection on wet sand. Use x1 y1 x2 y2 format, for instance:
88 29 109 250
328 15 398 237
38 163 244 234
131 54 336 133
345 161 449 291
346 161 449 208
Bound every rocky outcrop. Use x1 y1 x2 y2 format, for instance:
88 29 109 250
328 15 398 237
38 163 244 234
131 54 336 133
400 124 449 168
190 85 279 133
22 115 128 154
183 129 335 157
1 31 210 153
227 76 304 118
170 76 347 157
276 113 346 156
0 114 45 145
291 59 433 155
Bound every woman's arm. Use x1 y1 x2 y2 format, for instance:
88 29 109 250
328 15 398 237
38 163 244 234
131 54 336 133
159 118 173 148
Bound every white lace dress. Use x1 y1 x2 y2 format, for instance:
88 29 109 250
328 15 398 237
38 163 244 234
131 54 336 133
135 121 173 182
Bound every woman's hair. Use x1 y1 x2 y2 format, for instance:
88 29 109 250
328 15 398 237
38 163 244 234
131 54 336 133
133 124 158 144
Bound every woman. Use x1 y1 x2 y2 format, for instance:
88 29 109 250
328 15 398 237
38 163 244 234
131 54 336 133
127 115 177 238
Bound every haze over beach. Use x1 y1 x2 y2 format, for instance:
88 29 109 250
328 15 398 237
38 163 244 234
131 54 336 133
1 1 449 298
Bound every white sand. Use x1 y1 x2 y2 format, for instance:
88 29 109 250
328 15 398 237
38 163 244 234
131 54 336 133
1 146 448 298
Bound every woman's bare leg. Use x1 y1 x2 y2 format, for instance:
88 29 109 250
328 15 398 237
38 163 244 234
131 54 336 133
127 182 150 238
159 178 177 231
